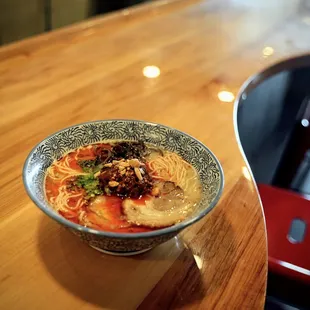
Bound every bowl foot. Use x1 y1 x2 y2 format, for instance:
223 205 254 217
89 245 153 256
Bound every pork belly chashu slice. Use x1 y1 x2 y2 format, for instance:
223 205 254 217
122 197 193 228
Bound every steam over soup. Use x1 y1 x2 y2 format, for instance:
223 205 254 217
45 141 202 233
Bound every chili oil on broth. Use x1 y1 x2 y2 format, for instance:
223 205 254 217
44 140 202 233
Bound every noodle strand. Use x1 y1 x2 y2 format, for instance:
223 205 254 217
148 152 197 191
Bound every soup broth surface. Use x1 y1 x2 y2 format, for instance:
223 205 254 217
45 141 201 233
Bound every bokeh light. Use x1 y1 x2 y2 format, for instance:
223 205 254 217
143 66 161 78
218 91 235 102
262 46 274 58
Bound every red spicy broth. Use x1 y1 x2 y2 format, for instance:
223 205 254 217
45 141 201 233
45 143 155 233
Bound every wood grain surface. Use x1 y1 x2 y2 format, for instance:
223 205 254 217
1 0 308 308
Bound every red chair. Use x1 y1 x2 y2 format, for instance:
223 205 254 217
258 184 310 284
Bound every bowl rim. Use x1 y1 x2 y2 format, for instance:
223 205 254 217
23 119 224 239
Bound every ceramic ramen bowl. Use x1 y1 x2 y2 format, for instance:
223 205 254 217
23 120 224 256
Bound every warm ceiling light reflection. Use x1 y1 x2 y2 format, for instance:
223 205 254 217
193 254 203 270
143 66 161 78
242 166 251 181
218 91 235 103
262 46 274 57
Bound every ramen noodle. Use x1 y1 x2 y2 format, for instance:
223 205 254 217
45 141 201 233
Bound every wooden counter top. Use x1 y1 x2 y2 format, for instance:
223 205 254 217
2 0 309 308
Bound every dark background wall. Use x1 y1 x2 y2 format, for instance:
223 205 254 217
0 0 149 45
238 67 310 194
238 71 291 184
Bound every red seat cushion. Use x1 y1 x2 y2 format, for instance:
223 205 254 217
258 184 310 283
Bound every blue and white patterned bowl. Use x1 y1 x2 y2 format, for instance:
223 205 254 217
23 120 224 255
